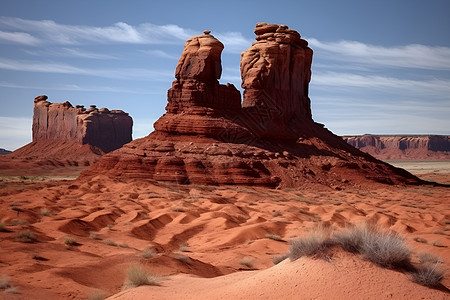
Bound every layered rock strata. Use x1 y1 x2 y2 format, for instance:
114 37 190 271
344 135 450 160
82 24 422 188
33 95 132 153
2 96 132 168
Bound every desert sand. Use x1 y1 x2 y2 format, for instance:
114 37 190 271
0 164 449 299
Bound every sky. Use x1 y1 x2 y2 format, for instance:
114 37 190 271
1 0 449 150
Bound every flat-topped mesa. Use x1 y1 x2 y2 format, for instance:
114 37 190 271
33 95 132 153
241 23 313 135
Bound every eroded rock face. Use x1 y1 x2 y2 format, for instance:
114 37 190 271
81 24 422 188
33 96 133 153
241 23 313 131
344 135 450 159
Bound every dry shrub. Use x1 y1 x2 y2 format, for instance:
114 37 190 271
417 252 442 264
64 236 77 247
16 230 37 243
87 290 107 300
141 247 156 259
265 234 285 242
102 239 117 246
333 225 411 268
272 254 289 265
0 221 8 232
239 256 254 268
122 264 158 290
0 275 11 289
412 263 445 287
289 225 332 261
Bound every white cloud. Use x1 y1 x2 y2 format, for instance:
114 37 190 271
0 117 32 151
0 17 194 45
0 58 173 81
0 30 40 45
215 31 252 54
308 38 450 70
311 71 450 98
0 81 164 95
23 47 117 59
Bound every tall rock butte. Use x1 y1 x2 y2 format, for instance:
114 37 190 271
3 96 132 168
82 23 422 188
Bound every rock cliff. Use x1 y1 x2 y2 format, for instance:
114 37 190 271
33 95 132 153
343 135 450 160
81 23 422 188
1 96 132 170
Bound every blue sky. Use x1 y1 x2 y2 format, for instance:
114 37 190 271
1 0 449 150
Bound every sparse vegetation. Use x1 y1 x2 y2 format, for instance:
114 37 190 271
412 263 445 287
433 230 445 235
417 252 442 264
272 254 289 265
87 290 107 300
239 256 254 268
40 207 52 216
5 286 20 294
119 243 131 248
31 253 48 261
0 275 11 289
413 237 428 244
102 239 117 247
141 247 156 259
179 242 189 252
89 232 101 240
289 226 331 260
265 234 285 242
16 229 37 243
287 224 446 287
0 221 8 232
64 236 77 248
431 241 445 247
122 264 158 290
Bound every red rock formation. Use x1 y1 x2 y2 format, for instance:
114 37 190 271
33 95 132 153
1 96 132 171
344 135 450 160
81 24 423 188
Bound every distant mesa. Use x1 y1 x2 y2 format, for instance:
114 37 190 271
82 23 422 188
343 134 450 160
0 95 132 171
0 148 12 155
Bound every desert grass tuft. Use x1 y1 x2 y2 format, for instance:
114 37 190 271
431 241 445 247
40 207 52 216
102 239 117 246
179 242 189 252
265 234 285 242
141 247 156 259
239 256 254 268
0 221 8 232
272 254 289 265
417 252 442 264
413 237 428 244
0 275 11 289
16 229 37 243
289 225 332 260
411 263 445 287
122 264 158 290
87 290 107 300
5 286 20 294
64 236 78 248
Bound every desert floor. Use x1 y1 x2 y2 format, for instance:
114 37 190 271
0 160 449 299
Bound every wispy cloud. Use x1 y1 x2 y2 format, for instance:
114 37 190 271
215 31 252 54
23 47 117 59
0 81 164 95
0 58 173 81
0 17 194 45
139 49 178 60
308 38 450 70
0 30 40 45
311 71 450 98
